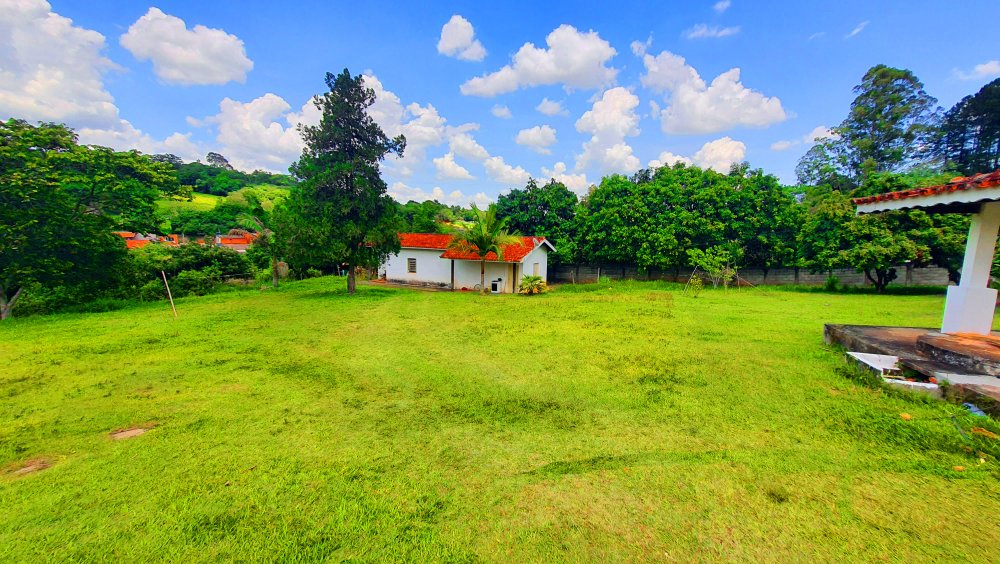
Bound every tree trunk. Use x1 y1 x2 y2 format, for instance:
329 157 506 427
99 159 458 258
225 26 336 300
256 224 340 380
347 264 356 294
270 256 279 288
0 287 23 321
480 260 486 294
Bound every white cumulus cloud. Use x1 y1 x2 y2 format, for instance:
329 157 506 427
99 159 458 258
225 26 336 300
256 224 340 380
713 0 732 13
433 152 474 180
120 7 253 86
954 60 1000 81
437 15 486 62
197 93 312 172
491 104 512 119
447 131 532 186
484 156 532 185
770 140 794 151
540 162 590 195
515 125 557 154
362 74 451 177
574 87 641 173
683 24 741 39
0 0 198 157
389 182 490 207
536 97 568 116
770 125 835 152
449 131 491 161
639 49 786 134
460 24 618 97
648 151 692 168
693 136 746 172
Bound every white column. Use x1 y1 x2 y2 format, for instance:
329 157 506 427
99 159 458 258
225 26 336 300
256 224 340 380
941 201 1000 334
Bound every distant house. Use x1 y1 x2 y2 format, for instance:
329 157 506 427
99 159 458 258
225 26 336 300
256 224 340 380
213 232 256 253
113 232 179 249
381 233 554 293
113 231 257 253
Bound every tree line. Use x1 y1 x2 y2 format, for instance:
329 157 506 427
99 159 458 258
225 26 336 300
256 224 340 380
2 66 997 319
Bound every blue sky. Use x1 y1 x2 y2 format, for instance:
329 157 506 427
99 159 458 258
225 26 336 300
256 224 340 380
3 1 998 204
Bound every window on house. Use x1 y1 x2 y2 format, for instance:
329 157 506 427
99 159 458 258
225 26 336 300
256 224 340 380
533 262 540 276
407 258 417 273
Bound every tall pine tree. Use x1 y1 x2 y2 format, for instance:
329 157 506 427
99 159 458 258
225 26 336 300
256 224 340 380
281 69 405 294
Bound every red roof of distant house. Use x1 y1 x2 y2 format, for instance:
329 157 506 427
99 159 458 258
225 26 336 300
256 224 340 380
441 236 550 263
397 232 552 262
398 233 454 249
219 234 255 245
125 240 151 249
852 170 1000 206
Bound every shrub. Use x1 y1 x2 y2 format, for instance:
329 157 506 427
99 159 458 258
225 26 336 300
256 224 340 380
139 280 166 301
687 276 704 297
824 275 841 291
519 275 548 295
170 270 215 297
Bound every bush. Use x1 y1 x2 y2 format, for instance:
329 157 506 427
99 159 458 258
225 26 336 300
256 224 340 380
824 275 840 291
518 275 548 295
139 279 166 301
687 276 704 297
170 270 215 297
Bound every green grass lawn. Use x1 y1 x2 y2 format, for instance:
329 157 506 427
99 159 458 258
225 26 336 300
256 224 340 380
157 192 223 213
2 279 999 561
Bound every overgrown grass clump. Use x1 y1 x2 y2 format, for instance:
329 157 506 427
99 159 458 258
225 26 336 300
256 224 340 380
1 279 998 560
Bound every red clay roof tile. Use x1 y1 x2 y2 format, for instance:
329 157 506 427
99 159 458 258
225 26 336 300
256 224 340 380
440 236 544 263
398 233 454 249
852 170 1000 206
397 233 548 263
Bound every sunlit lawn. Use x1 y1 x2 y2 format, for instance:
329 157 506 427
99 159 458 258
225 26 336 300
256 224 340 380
156 192 222 213
1 278 999 561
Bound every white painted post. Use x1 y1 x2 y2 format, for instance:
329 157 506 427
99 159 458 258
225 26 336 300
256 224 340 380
941 201 1000 334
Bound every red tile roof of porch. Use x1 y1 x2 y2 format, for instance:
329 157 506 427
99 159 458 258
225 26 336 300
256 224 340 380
852 170 1000 206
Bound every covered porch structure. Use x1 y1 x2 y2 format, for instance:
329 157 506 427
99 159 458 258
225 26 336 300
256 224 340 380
854 170 1000 335
826 171 1000 412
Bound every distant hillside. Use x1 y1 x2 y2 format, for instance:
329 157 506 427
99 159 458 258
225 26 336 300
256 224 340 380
156 185 291 235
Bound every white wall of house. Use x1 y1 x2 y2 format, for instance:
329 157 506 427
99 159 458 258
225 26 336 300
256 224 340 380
454 261 517 292
520 245 549 284
382 240 550 293
383 248 452 286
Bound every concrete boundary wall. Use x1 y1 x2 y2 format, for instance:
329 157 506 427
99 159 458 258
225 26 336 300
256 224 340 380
549 264 951 287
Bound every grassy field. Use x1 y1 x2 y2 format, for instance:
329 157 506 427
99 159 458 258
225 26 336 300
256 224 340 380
1 279 999 561
156 192 223 213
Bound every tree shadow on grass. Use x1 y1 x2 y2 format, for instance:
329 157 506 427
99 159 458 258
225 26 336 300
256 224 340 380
525 450 725 476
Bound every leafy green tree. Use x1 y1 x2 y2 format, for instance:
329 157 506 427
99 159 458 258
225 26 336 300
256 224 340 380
577 164 800 275
797 65 939 183
149 153 184 168
283 68 405 294
1 119 177 319
936 78 1000 175
447 204 520 294
206 152 235 170
495 178 579 264
397 199 450 233
57 145 183 232
238 192 280 287
798 189 936 291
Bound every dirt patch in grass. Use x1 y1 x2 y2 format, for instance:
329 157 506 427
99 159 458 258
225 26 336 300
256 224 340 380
110 422 158 440
6 458 51 476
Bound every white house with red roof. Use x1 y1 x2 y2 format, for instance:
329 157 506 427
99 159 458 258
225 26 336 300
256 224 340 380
382 233 554 293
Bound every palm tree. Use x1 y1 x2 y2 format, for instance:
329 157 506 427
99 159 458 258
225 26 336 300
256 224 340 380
448 204 520 294
237 192 280 288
